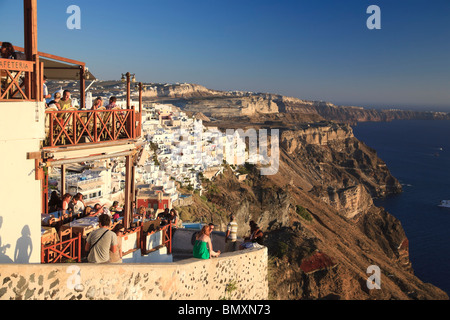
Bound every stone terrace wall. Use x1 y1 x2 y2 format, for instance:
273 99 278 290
0 247 268 300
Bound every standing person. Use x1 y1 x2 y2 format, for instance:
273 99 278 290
43 76 52 103
158 208 171 226
109 224 124 263
169 209 178 225
169 208 179 235
0 42 25 60
59 90 73 110
85 214 118 264
225 214 238 253
1 42 25 99
193 225 220 260
0 42 15 59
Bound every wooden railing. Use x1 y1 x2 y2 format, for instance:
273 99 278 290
0 57 41 101
41 233 82 264
44 108 138 148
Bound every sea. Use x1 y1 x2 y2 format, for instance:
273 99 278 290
352 119 450 296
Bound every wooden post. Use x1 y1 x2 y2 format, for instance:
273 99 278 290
138 82 143 137
124 155 132 229
131 163 136 211
80 66 85 108
24 0 39 100
126 72 131 108
24 0 38 60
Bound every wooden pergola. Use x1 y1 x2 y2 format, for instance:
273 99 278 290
16 0 142 230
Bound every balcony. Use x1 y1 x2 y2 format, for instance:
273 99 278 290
44 107 141 149
0 57 41 102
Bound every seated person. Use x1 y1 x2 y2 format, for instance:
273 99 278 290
48 191 62 213
110 201 123 221
84 206 94 217
239 221 264 250
93 203 111 218
59 90 73 110
92 97 103 110
47 92 62 110
61 193 73 221
70 193 85 218
134 206 147 221
105 96 118 110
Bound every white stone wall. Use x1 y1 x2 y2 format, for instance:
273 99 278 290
0 102 45 264
0 247 268 300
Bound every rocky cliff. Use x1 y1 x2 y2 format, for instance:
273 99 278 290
176 120 448 300
149 84 450 123
142 83 221 99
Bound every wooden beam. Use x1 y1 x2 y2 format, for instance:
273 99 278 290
0 42 86 68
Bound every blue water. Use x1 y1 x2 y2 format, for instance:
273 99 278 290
352 120 450 295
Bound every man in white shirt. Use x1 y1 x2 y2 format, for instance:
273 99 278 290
43 76 52 103
225 214 239 252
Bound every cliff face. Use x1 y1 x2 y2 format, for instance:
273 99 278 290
142 83 221 99
174 95 281 117
178 121 447 300
280 96 450 123
161 86 450 123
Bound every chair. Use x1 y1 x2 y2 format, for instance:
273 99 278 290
59 227 72 242
41 231 57 246
41 231 58 262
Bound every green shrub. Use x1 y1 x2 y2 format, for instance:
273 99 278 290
296 205 313 222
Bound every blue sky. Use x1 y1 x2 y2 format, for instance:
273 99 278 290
1 0 450 110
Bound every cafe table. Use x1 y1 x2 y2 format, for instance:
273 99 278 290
41 211 61 226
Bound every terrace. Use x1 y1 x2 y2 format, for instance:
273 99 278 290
0 0 158 265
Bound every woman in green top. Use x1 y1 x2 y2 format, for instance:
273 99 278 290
193 225 221 259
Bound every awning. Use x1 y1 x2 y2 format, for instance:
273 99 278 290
0 42 97 81
41 57 96 81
